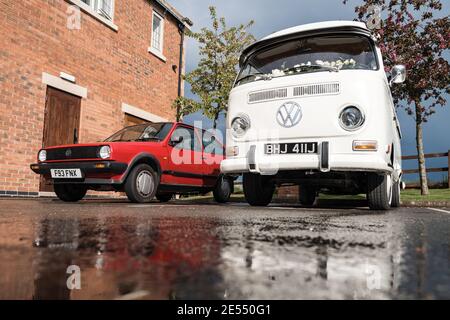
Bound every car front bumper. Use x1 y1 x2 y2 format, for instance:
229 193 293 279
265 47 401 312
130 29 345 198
30 161 128 184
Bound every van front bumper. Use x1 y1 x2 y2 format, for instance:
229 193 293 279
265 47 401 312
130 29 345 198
221 142 392 175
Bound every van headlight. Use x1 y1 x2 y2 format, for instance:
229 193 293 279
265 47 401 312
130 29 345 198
339 106 365 131
98 146 111 159
231 114 251 138
38 150 47 162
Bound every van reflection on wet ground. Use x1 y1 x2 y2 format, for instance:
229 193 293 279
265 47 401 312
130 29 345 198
0 199 448 300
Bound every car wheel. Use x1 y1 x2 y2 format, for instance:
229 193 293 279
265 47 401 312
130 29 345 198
54 184 87 202
299 186 316 206
156 193 173 203
243 173 275 207
125 164 158 203
213 176 233 203
367 173 392 210
391 180 401 208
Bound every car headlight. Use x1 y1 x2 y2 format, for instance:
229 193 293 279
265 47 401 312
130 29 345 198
231 114 251 138
339 106 365 131
98 146 111 159
38 150 47 162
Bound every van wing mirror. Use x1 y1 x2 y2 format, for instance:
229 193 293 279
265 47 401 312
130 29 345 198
389 65 406 86
169 136 183 146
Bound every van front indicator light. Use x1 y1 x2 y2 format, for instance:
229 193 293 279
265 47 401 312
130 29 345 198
353 140 378 151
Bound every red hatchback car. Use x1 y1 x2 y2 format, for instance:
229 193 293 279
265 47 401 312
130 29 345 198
30 122 233 203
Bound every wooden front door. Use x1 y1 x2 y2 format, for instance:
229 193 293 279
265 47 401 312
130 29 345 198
40 87 81 192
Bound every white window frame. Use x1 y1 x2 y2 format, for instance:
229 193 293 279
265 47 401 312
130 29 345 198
148 11 167 62
69 0 118 31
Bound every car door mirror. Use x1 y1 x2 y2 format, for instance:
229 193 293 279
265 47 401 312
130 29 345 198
169 136 183 147
389 65 406 86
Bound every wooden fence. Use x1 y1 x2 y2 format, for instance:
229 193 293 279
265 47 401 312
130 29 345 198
402 150 450 188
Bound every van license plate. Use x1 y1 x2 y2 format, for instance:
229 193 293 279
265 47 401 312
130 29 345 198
50 169 83 179
265 142 318 155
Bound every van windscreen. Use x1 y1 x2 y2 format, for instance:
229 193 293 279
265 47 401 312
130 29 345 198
235 35 378 87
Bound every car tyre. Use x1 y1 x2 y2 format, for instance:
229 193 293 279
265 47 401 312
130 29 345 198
243 173 275 207
367 173 392 210
54 184 87 202
391 180 401 208
156 193 173 203
213 176 233 203
299 186 316 206
125 164 159 203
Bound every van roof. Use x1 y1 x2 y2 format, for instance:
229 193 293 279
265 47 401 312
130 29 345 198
240 20 372 67
261 21 368 41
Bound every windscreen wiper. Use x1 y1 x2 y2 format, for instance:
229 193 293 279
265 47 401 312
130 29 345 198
236 73 272 84
135 137 161 142
283 64 339 74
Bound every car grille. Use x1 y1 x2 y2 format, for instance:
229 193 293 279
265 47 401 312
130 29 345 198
46 146 99 161
248 82 340 103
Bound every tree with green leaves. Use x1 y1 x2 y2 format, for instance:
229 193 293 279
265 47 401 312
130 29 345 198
344 0 450 195
173 6 255 128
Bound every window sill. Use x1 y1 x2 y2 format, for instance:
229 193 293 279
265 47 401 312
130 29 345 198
68 0 118 32
148 47 167 62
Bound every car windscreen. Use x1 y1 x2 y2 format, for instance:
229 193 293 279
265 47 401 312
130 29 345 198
104 123 173 142
235 35 378 86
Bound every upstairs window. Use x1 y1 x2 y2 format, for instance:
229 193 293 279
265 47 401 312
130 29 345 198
80 0 115 21
151 11 164 54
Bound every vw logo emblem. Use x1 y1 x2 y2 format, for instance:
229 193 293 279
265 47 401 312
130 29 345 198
65 149 72 157
276 102 302 128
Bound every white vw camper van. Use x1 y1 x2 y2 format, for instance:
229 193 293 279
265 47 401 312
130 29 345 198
221 21 405 210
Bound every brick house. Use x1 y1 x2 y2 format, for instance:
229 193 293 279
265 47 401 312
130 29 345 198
0 0 191 196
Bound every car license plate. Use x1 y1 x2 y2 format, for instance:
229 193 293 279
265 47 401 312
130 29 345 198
265 142 318 155
50 169 83 179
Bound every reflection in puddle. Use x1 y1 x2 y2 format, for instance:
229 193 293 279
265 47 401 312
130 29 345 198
0 202 448 299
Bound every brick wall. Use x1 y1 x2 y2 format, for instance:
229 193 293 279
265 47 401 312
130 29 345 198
0 0 184 194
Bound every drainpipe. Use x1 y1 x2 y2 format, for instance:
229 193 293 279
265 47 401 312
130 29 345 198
176 18 193 122
176 24 185 122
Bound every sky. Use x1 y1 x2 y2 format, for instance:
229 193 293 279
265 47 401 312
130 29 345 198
168 0 450 182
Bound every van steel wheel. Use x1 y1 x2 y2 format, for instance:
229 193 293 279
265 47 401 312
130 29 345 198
54 184 87 202
243 173 275 207
391 180 401 208
125 164 158 203
367 173 392 210
299 186 317 206
213 176 232 203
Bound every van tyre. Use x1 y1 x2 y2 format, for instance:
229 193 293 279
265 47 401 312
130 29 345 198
243 173 275 207
299 186 316 206
367 173 392 210
156 193 173 202
213 176 233 203
391 180 401 208
54 184 87 202
125 164 158 203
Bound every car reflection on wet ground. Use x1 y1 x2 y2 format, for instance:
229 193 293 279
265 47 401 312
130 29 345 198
0 199 448 300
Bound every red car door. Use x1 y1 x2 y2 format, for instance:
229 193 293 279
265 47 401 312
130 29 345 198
165 125 204 187
201 130 224 187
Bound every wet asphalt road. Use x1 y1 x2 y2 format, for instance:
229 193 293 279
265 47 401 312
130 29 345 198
0 198 448 300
